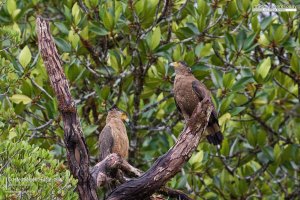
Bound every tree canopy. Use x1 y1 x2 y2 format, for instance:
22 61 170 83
0 0 299 199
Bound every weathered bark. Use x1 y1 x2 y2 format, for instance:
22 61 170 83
36 17 97 200
107 100 213 199
91 153 142 187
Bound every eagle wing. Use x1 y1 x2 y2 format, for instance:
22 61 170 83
99 126 114 160
174 97 182 114
192 80 223 145
192 80 218 118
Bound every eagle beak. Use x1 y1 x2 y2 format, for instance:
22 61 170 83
121 113 129 122
170 62 179 68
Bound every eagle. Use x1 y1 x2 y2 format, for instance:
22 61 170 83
170 61 223 145
99 108 129 160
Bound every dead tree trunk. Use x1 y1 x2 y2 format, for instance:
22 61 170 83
36 16 213 200
36 17 97 200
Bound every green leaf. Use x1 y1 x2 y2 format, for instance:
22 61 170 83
242 0 250 11
68 30 80 48
72 3 81 25
223 72 235 89
238 179 248 195
236 0 244 12
262 146 274 162
109 50 121 72
156 42 175 52
10 94 32 104
7 0 16 17
19 46 32 68
54 22 69 34
291 53 300 74
251 15 260 32
230 106 246 116
220 94 235 113
189 150 204 165
101 10 115 30
114 2 123 22
221 139 229 156
177 176 187 189
54 38 72 52
100 86 110 100
232 76 253 92
237 30 246 50
90 0 98 7
244 32 257 50
256 57 271 80
211 68 223 88
89 23 109 36
199 43 212 57
197 14 206 32
258 34 270 47
83 125 98 136
147 27 161 51
261 16 273 30
274 144 281 163
175 27 195 40
197 0 209 16
9 130 17 140
274 25 285 44
219 113 231 127
225 32 236 51
257 132 266 146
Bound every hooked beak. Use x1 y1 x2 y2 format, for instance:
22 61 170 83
121 113 129 122
169 62 179 68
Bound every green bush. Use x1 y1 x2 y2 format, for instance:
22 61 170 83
0 135 78 199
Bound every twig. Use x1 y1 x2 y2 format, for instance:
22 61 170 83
203 2 229 32
29 119 53 131
273 78 298 99
77 0 89 14
140 93 173 113
30 78 54 100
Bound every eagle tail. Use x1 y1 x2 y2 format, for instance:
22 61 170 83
206 131 223 145
206 121 223 145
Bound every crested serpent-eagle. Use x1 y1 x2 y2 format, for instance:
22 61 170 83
170 61 223 145
99 108 129 160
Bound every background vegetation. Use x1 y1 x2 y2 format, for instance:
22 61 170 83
0 0 299 199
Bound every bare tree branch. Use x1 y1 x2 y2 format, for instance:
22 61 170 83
91 153 142 187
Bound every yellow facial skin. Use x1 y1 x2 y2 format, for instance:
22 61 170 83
121 112 129 122
169 62 180 68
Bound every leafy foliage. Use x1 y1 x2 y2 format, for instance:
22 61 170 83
0 0 300 199
0 125 78 199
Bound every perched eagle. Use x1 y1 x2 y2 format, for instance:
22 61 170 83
170 61 223 145
99 108 129 160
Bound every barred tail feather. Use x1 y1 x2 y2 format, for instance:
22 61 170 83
206 131 223 145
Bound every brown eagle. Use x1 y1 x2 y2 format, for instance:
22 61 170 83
99 108 129 160
170 61 223 145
